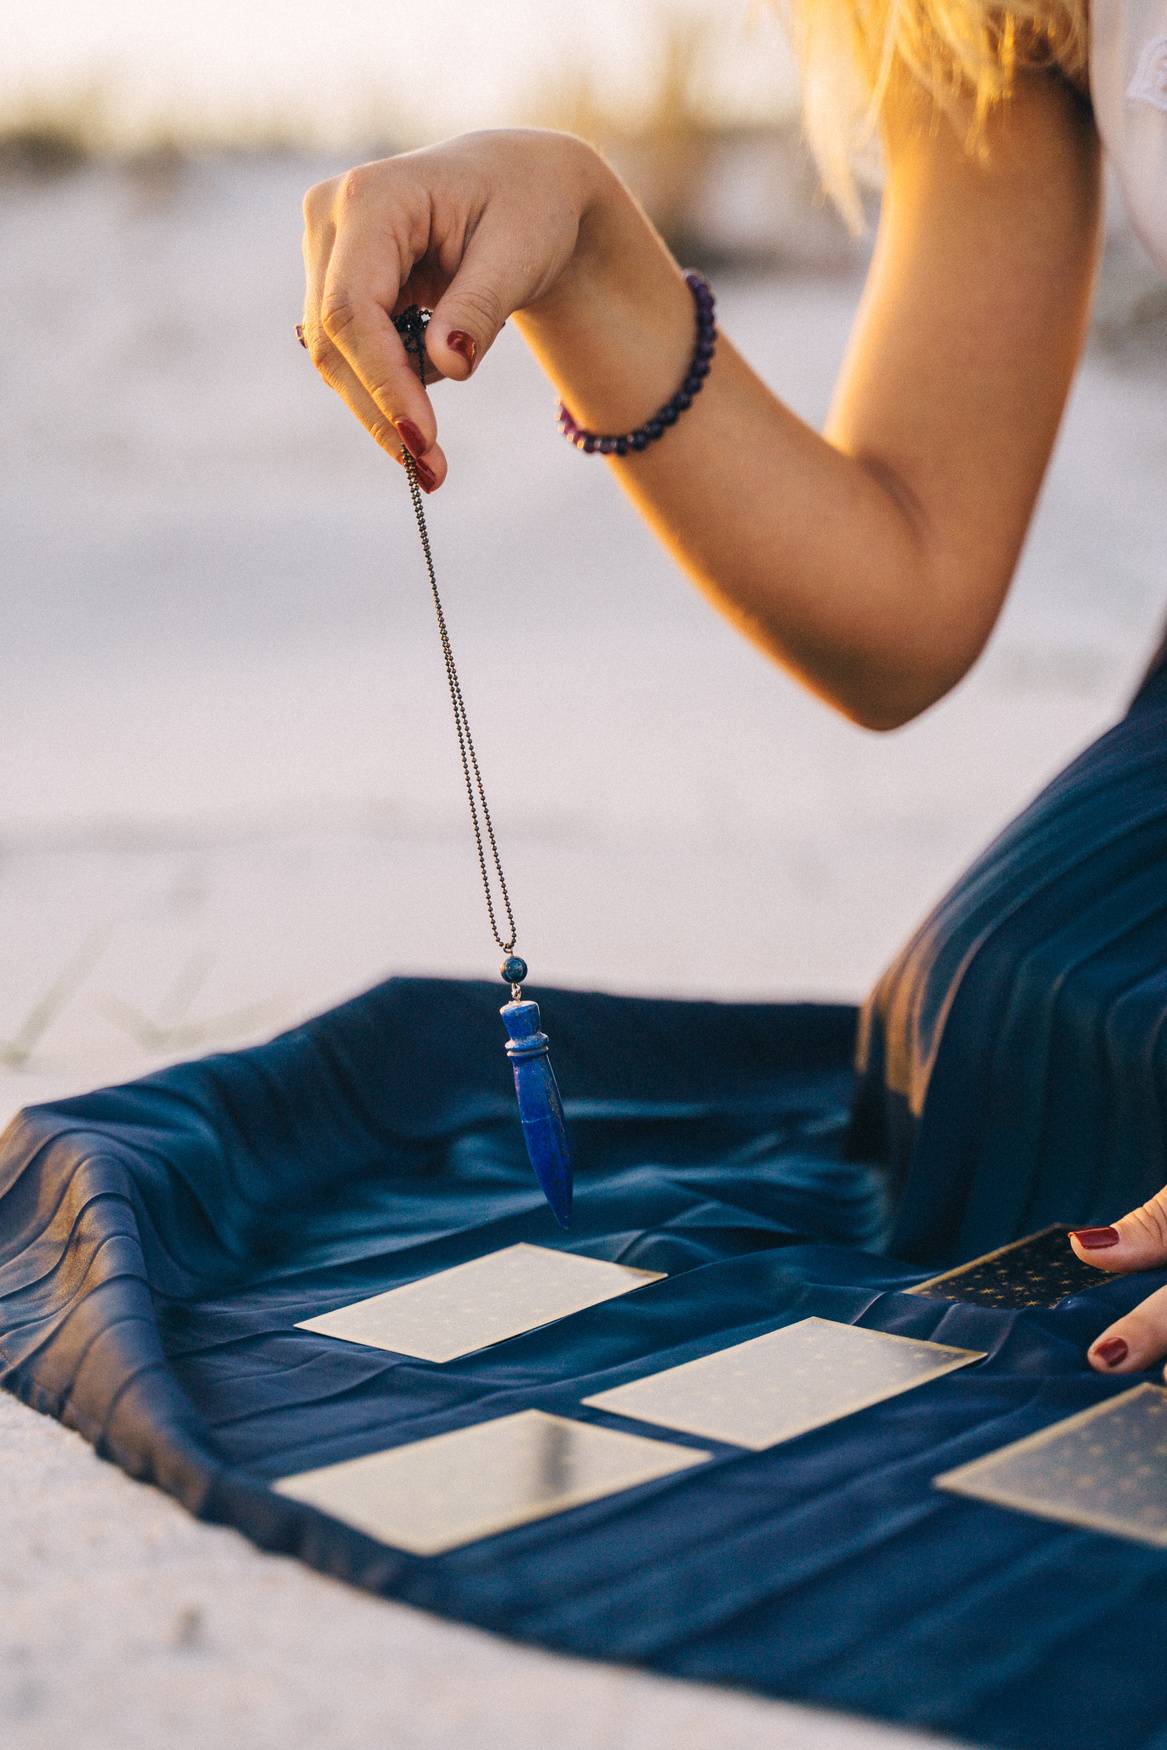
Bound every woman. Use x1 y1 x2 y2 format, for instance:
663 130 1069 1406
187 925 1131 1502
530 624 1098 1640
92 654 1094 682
299 0 1167 1369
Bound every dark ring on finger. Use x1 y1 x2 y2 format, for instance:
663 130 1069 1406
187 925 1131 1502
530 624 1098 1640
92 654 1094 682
295 324 307 349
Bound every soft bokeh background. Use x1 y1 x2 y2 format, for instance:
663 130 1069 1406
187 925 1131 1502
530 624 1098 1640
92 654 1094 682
0 0 1165 1122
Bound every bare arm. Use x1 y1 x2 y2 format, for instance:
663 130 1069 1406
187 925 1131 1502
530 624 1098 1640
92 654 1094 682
518 73 1101 727
302 72 1100 728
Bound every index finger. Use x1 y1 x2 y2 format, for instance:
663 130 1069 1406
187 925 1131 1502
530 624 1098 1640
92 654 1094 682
313 173 439 450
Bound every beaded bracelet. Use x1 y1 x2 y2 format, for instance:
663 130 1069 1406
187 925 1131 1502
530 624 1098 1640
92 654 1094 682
557 270 716 456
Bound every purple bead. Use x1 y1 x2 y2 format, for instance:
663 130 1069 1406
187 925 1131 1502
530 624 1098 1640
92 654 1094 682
696 339 715 360
693 360 711 379
682 375 701 396
614 436 629 456
646 420 663 439
675 391 692 411
630 431 649 450
598 436 616 455
582 434 598 453
661 405 678 426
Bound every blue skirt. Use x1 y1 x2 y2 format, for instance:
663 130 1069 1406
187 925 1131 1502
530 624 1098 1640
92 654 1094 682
853 652 1167 1263
6 662 1167 1750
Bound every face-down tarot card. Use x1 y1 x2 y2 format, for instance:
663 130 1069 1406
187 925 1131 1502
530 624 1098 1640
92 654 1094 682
583 1316 984 1450
273 1409 708 1554
296 1242 664 1363
934 1384 1167 1546
906 1225 1129 1310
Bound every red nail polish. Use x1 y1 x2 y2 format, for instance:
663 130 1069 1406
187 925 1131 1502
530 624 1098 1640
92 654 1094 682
447 330 476 368
1070 1226 1121 1249
395 419 428 461
413 455 438 492
1094 1336 1129 1367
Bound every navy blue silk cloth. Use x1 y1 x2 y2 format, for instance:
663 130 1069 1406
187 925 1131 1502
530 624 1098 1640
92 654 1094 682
7 666 1167 1750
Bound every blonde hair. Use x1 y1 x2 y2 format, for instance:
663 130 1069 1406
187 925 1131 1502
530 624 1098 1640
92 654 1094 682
780 0 1088 226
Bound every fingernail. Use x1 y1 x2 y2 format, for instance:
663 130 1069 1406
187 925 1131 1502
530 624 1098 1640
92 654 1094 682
413 455 438 492
1070 1226 1121 1249
295 324 307 349
447 330 477 368
1094 1336 1129 1367
394 419 428 461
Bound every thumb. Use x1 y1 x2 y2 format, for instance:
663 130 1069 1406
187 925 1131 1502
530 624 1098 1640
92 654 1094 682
1070 1188 1167 1272
426 225 543 382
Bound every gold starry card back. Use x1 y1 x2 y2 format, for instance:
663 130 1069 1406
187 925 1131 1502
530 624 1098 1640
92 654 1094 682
583 1316 984 1450
295 1243 665 1363
273 1410 709 1555
907 1225 1127 1310
934 1384 1167 1546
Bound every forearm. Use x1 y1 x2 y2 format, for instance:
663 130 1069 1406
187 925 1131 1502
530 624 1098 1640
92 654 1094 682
518 79 1101 730
517 181 928 728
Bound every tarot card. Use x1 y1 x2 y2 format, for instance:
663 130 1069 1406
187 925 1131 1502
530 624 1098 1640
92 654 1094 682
906 1225 1127 1310
582 1316 984 1450
296 1242 664 1363
273 1409 709 1555
935 1384 1167 1546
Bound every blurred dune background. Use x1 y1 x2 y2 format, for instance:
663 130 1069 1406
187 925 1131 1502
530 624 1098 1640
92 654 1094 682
1 6 1167 1748
0 0 1164 1118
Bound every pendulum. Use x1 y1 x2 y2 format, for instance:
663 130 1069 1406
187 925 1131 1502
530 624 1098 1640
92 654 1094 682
497 952 572 1228
392 307 573 1227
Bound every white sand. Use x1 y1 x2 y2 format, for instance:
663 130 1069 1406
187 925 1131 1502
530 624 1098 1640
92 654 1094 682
0 1391 971 1749
0 152 1164 1747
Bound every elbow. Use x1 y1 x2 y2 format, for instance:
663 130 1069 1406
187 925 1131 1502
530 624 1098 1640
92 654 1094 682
844 702 924 733
827 645 982 733
844 689 942 733
842 701 927 734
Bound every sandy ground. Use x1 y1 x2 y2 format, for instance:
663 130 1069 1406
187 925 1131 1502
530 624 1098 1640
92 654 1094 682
0 151 1164 1747
0 1393 972 1750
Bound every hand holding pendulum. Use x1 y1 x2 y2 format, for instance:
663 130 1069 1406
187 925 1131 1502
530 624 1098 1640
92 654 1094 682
498 956 572 1228
392 305 573 1226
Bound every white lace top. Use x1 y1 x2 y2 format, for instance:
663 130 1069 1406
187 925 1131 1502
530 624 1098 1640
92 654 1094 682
1091 0 1167 274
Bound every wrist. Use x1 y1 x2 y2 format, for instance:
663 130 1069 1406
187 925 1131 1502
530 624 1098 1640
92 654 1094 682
516 159 699 438
557 272 716 454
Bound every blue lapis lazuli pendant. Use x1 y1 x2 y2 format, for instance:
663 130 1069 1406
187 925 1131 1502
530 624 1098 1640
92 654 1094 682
500 999 573 1227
